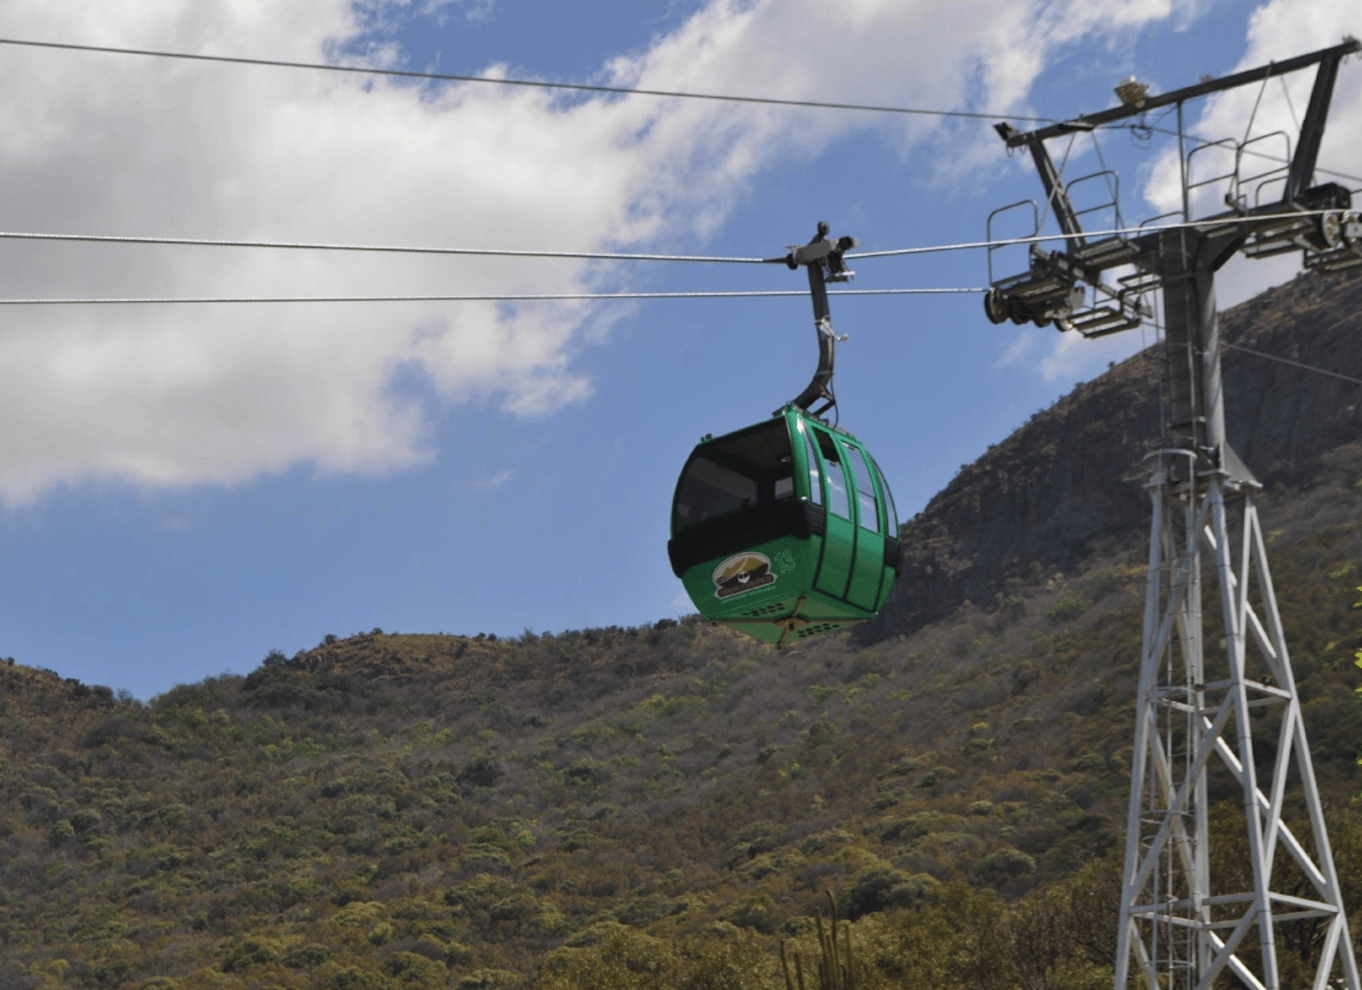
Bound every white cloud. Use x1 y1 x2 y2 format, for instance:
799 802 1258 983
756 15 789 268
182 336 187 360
458 465 514 492
1037 321 1147 384
993 331 1034 371
1139 0 1362 305
417 0 493 24
0 0 1211 504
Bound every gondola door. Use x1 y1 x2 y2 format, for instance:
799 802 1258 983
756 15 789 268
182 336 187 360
808 427 854 601
842 440 887 611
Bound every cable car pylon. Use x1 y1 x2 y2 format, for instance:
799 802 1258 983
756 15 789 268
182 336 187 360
987 38 1360 990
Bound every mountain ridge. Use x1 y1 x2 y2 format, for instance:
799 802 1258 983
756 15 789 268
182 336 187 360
869 268 1362 641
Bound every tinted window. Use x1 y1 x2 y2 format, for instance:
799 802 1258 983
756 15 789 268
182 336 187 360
847 447 880 534
803 426 822 505
872 456 898 535
673 420 794 532
813 429 850 520
674 457 756 527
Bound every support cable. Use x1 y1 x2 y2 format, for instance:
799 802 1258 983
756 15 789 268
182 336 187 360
3 211 1345 265
0 37 1052 123
1090 130 1121 222
1279 74 1302 132
1106 121 1362 186
1222 340 1362 386
0 287 987 306
849 210 1348 259
1243 65 1273 147
1149 312 1362 389
6 38 1357 184
1034 133 1078 234
0 230 769 264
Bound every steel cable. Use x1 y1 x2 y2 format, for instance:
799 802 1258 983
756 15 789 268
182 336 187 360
0 37 1053 123
0 287 987 305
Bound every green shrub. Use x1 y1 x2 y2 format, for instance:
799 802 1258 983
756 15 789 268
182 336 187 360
327 966 391 990
70 807 102 834
385 951 447 987
457 970 515 990
724 895 779 935
284 943 332 967
223 935 292 972
48 818 75 847
917 766 958 788
683 934 772 990
840 865 938 919
1046 596 1090 624
978 847 1036 885
332 901 385 926
878 816 929 843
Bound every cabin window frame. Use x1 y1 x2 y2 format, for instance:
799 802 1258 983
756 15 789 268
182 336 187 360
845 444 881 535
672 419 798 534
810 427 851 522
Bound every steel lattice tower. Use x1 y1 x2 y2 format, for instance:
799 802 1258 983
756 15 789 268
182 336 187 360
985 39 1362 990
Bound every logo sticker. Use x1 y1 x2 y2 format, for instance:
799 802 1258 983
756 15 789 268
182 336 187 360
713 552 776 599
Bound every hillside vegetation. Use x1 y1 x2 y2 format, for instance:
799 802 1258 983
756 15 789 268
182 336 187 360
2 439 1361 990
3 269 1362 989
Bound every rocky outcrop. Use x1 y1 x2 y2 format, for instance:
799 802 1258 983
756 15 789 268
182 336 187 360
867 269 1362 640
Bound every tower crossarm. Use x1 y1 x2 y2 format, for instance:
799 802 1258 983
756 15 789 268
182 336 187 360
998 38 1359 149
985 39 1360 337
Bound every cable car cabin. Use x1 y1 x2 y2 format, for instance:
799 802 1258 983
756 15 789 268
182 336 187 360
668 406 899 646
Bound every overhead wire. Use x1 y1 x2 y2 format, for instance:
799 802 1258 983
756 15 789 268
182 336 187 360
0 287 988 306
1242 67 1272 147
8 36 1357 183
1103 119 1362 187
3 39 1352 267
1222 340 1362 387
0 38 1354 320
0 230 769 264
850 209 1348 259
0 37 1053 123
1034 132 1078 234
1278 73 1301 132
1089 129 1121 224
1051 52 1362 185
1124 306 1361 392
3 210 1347 266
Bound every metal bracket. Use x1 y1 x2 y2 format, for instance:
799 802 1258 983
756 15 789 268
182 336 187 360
765 222 857 416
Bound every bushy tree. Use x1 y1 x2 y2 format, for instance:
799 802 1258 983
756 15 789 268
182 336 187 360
1354 586 1361 666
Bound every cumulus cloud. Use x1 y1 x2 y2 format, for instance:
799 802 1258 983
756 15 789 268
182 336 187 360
0 0 1210 504
1140 0 1362 305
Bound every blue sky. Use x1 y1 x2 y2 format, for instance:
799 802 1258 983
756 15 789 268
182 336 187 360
0 0 1358 699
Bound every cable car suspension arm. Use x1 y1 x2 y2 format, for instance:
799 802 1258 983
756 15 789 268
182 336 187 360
766 222 857 417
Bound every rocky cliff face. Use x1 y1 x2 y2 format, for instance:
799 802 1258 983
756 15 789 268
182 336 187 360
867 268 1362 640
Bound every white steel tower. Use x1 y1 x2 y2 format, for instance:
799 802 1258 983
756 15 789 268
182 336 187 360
985 40 1361 990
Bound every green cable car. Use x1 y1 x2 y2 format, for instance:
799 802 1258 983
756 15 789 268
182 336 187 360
667 224 900 645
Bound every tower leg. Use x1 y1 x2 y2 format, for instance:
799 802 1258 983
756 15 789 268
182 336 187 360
1116 473 1358 989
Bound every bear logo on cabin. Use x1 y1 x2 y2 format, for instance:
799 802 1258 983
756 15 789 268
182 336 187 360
712 552 776 599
